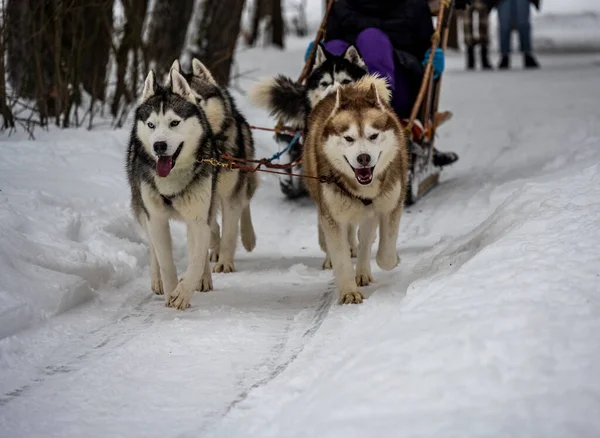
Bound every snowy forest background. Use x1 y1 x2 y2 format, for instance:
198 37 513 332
0 0 323 133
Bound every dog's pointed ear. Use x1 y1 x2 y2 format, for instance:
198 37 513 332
313 44 328 70
365 82 383 107
343 45 366 69
141 70 157 103
170 69 196 103
163 60 181 87
192 58 217 85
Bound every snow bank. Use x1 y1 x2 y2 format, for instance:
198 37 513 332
0 129 145 338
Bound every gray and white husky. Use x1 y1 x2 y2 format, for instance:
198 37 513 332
126 68 218 310
167 58 258 274
248 43 368 130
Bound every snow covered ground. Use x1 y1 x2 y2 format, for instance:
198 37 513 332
1 3 600 438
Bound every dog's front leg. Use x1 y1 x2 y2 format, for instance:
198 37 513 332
168 220 211 309
213 200 242 273
319 217 332 270
355 218 378 286
149 240 163 295
321 215 363 304
376 203 402 271
183 224 214 293
147 216 178 297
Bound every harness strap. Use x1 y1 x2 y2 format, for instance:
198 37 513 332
161 194 173 206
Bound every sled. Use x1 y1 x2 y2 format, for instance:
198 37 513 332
272 0 458 206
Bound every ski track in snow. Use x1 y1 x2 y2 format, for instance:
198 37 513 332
2 12 600 437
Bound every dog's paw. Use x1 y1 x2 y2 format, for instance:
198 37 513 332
213 260 235 273
355 272 374 287
350 246 358 258
166 283 194 310
376 250 400 271
151 272 163 295
322 256 332 270
339 290 363 305
197 274 213 292
209 250 219 263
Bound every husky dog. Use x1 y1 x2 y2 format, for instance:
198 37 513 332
126 69 218 310
248 43 368 130
303 74 408 304
168 58 258 274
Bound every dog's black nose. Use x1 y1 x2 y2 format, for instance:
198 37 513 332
357 153 371 167
153 141 168 155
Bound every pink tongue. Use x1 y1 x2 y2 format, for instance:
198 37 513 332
156 156 173 177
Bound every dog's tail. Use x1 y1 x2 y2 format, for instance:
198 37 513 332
240 206 256 252
240 173 258 252
247 75 308 127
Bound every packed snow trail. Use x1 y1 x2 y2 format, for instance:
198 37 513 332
1 45 600 438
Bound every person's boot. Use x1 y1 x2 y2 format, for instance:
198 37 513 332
498 54 510 69
433 148 459 167
524 53 540 69
481 45 492 70
467 45 475 70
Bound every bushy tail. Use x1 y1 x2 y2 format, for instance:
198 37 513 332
240 206 256 252
240 172 258 252
247 75 308 127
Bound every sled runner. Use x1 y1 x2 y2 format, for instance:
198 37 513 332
273 0 458 206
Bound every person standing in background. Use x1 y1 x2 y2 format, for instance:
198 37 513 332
489 0 541 69
462 0 493 70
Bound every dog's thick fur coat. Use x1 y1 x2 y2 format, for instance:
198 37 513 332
127 69 218 310
303 74 409 304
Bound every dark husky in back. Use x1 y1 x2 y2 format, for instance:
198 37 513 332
167 58 258 274
248 43 368 130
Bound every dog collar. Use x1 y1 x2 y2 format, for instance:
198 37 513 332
334 180 373 206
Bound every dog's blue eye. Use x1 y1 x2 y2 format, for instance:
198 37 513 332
147 122 155 129
170 120 180 128
344 136 354 143
369 133 378 141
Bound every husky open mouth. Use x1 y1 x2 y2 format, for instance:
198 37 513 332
353 166 374 185
345 156 375 185
156 143 184 178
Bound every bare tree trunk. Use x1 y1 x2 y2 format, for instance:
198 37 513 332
247 0 269 46
270 0 284 48
146 0 194 78
111 0 149 118
78 0 115 102
291 0 308 37
192 0 246 87
0 5 14 129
